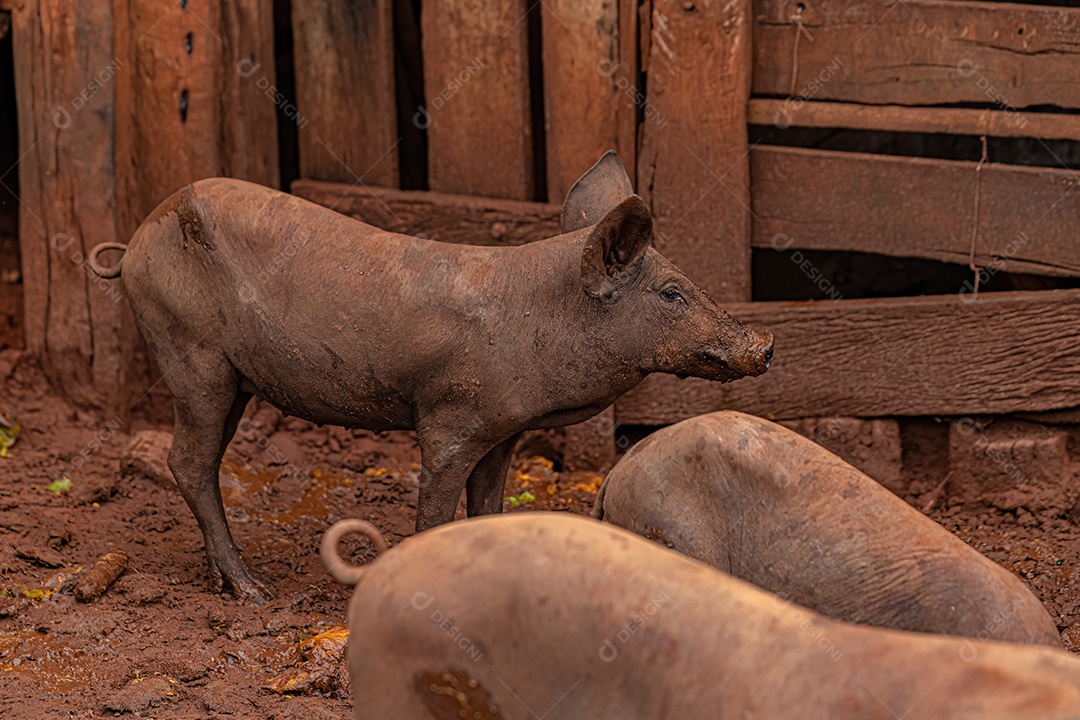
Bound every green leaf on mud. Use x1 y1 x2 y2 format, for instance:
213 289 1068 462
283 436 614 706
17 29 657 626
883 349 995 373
505 490 537 506
47 476 73 495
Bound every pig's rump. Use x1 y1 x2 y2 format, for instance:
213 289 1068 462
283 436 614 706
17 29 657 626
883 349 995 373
594 411 1061 647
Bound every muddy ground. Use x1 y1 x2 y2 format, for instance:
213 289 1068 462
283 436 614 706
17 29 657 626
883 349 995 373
0 282 1078 718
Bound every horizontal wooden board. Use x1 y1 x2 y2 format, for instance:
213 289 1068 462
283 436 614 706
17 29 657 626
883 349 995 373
750 146 1080 277
291 179 560 245
749 100 1080 143
616 290 1080 423
753 0 1080 109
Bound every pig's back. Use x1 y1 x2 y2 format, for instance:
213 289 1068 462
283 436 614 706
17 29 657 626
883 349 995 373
120 178 583 428
599 411 1060 646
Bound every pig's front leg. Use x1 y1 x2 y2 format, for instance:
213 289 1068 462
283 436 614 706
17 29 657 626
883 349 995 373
414 428 492 532
465 433 522 516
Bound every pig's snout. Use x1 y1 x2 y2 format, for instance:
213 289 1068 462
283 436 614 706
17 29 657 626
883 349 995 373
710 328 773 379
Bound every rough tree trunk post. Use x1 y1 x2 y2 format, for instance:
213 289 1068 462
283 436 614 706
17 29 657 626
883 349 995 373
10 0 138 415
10 0 277 416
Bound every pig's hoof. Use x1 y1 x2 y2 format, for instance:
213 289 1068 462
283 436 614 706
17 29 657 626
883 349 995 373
226 574 273 605
207 559 273 604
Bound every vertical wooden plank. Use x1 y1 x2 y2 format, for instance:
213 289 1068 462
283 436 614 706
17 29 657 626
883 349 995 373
112 0 135 239
11 0 139 411
219 0 279 187
542 0 638 465
541 0 639 199
9 0 45 355
115 0 279 236
637 0 752 302
542 0 629 204
422 0 533 200
115 0 222 237
12 0 276 414
617 0 638 186
291 0 397 186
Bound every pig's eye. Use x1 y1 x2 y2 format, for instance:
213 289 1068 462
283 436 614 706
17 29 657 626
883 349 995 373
660 286 683 303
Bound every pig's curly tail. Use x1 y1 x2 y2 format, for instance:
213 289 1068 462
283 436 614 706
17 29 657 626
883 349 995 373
320 518 388 586
87 243 127 279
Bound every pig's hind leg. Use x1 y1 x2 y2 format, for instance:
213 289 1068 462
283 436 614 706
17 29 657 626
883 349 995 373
465 433 523 516
163 350 270 604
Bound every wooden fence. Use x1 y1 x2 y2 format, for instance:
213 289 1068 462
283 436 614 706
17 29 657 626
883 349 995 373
10 0 1080 459
289 0 1080 435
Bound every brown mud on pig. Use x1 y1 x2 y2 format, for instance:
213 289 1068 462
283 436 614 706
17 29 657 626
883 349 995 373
87 152 773 602
321 514 1080 719
593 411 1060 646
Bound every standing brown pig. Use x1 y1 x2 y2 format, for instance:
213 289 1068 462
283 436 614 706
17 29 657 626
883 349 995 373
322 513 1080 720
87 152 773 603
593 411 1060 646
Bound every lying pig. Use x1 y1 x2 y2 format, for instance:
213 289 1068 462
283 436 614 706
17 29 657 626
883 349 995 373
593 411 1060 646
321 513 1080 719
87 151 773 603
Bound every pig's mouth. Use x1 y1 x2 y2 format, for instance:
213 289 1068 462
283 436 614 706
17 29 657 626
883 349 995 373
695 353 754 382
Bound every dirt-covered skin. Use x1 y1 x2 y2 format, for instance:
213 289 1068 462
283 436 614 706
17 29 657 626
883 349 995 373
594 411 1061 647
88 153 773 603
325 513 1080 720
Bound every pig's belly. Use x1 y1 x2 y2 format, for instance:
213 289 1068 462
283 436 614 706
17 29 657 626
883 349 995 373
232 341 416 432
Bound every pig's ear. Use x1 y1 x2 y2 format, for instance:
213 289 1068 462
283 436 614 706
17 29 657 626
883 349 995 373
561 150 635 233
581 195 653 299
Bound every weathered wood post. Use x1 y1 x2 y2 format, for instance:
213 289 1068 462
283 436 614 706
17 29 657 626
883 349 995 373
10 0 277 415
616 0 755 449
10 0 138 412
543 0 640 471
